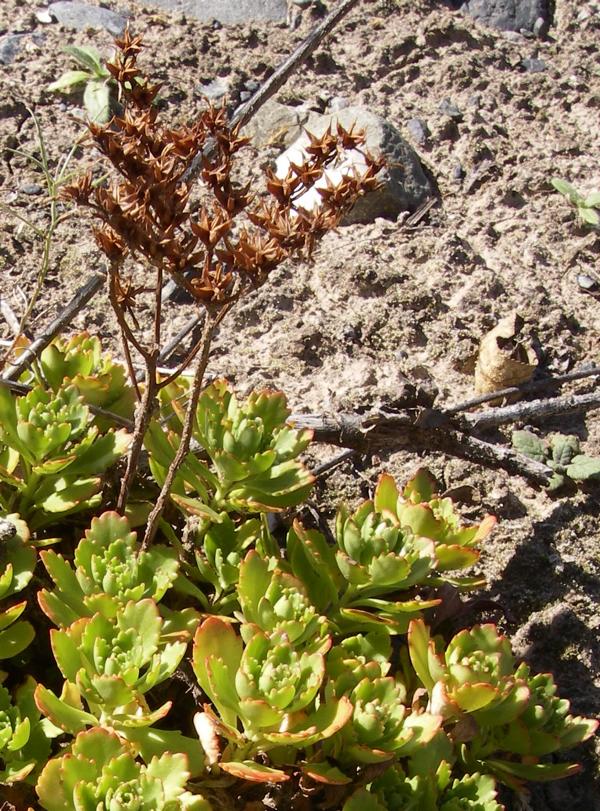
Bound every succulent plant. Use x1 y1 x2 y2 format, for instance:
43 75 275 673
325 631 392 697
192 513 267 609
237 550 328 648
38 511 179 626
36 599 188 731
0 383 130 528
36 727 209 810
512 430 600 491
408 619 598 786
335 497 435 593
147 380 314 518
368 763 502 811
36 333 135 425
383 470 496 588
0 678 51 785
409 620 531 725
336 676 442 764
192 617 351 770
0 514 36 659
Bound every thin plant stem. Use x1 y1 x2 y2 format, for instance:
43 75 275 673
142 310 218 548
117 359 158 512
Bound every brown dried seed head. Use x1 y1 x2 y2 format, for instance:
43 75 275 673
93 225 128 262
113 26 144 58
60 172 94 204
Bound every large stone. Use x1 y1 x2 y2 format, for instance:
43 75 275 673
241 99 310 148
459 0 551 33
141 0 288 24
275 107 433 224
48 2 128 35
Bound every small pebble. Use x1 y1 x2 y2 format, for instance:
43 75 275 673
577 273 599 292
452 163 465 180
0 34 25 65
20 183 43 195
522 57 547 73
195 77 229 101
438 98 463 120
405 117 428 145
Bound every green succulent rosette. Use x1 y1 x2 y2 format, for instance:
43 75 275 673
0 383 130 527
36 599 188 730
409 620 530 726
237 550 328 648
367 762 502 811
334 676 441 764
36 727 209 810
192 618 352 762
37 333 135 423
377 471 496 588
325 631 392 697
38 512 179 626
0 678 50 785
147 380 314 519
335 499 435 593
0 514 36 660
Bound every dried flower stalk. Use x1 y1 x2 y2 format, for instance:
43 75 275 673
62 28 384 544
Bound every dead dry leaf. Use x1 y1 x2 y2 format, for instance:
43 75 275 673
474 312 537 394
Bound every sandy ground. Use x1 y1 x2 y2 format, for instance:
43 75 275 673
0 0 599 807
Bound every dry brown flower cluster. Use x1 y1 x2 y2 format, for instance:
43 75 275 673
63 29 384 318
61 29 384 532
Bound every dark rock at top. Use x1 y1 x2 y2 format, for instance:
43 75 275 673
458 0 551 34
48 2 128 36
141 0 288 25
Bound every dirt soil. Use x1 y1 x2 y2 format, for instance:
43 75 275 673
1 0 599 807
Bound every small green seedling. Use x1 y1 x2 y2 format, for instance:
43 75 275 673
551 178 600 226
48 45 114 123
512 430 600 491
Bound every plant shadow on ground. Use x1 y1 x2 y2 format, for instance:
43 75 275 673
489 493 600 811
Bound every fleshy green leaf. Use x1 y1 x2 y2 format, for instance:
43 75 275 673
48 70 91 92
512 430 546 463
83 79 111 123
566 454 600 481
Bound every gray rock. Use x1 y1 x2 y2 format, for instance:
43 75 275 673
0 518 17 541
141 0 287 24
48 2 127 35
195 77 230 101
0 34 25 65
275 107 433 224
405 117 429 145
459 0 551 34
244 79 261 94
241 99 310 148
438 98 463 120
521 56 547 72
328 95 350 112
20 183 44 195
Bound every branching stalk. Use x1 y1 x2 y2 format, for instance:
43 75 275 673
142 311 219 548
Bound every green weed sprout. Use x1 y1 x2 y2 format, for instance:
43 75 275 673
551 178 600 226
48 45 114 123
